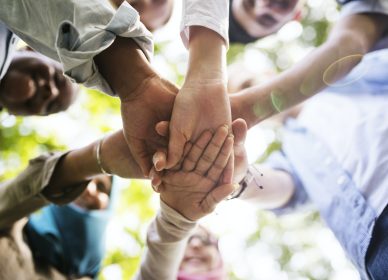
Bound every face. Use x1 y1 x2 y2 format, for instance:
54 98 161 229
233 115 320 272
0 51 77 116
73 175 113 210
179 226 222 274
232 0 301 38
112 0 174 31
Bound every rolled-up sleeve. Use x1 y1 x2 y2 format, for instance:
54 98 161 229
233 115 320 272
0 0 153 96
135 200 197 280
264 151 310 215
180 0 229 48
0 152 66 230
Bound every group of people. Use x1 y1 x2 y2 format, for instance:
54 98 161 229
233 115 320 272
1 0 388 279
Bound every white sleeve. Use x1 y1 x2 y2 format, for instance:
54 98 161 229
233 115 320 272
135 200 197 280
180 0 229 48
340 0 388 18
0 0 153 96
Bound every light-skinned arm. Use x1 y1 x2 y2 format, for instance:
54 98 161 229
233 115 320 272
231 13 388 128
166 26 232 177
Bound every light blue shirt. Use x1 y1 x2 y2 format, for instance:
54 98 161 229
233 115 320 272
266 49 388 280
340 0 388 50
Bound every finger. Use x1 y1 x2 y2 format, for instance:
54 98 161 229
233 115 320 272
200 183 237 214
166 127 187 169
232 118 248 146
149 169 161 192
221 152 234 184
128 138 152 177
194 125 229 175
153 149 167 172
171 142 193 171
155 121 170 137
182 130 213 172
206 135 234 183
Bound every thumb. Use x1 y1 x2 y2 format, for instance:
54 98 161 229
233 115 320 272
232 118 248 146
166 126 187 169
201 184 237 215
155 121 170 137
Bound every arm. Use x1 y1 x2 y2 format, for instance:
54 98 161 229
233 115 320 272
0 0 153 95
1 1 180 176
231 13 388 128
0 130 142 230
136 125 236 280
230 120 295 209
166 26 231 172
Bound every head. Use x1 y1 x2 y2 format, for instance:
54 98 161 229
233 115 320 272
111 0 174 31
229 0 303 44
178 226 226 280
0 50 78 116
73 175 113 210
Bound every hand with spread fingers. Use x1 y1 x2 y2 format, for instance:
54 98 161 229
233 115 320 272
156 125 237 221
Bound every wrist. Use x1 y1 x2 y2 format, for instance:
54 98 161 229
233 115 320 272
94 37 156 101
186 26 227 82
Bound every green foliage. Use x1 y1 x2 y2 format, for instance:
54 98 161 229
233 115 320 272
100 179 157 279
0 113 66 180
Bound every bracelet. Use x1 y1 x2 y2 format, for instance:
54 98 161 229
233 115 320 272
96 137 110 175
227 165 261 200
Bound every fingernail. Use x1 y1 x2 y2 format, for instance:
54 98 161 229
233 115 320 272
152 154 159 167
152 183 159 193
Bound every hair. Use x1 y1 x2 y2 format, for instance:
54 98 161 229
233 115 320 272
229 0 261 44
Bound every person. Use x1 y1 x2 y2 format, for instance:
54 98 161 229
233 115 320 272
230 49 388 280
229 0 388 128
229 0 303 44
178 225 227 280
0 0 233 178
149 49 388 280
134 119 248 280
110 0 175 31
0 175 114 279
0 113 238 279
0 48 77 116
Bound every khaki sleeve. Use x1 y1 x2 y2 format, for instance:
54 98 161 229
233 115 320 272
135 200 197 280
0 152 67 230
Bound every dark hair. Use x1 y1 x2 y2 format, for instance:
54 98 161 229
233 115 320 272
229 0 260 44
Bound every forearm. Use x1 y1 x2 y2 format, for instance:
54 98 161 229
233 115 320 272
94 36 156 101
185 26 227 83
135 200 197 280
233 14 387 128
239 165 295 209
43 130 145 203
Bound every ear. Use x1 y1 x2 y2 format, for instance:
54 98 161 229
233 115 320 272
293 10 302 21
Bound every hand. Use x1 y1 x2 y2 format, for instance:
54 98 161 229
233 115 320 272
152 118 248 186
158 125 236 221
166 81 232 171
99 130 145 179
120 75 178 176
0 51 76 116
94 37 179 177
